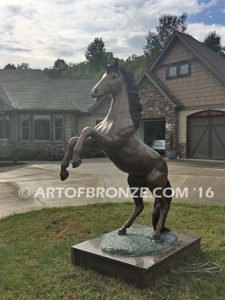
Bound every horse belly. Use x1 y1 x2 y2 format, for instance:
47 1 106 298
106 144 160 175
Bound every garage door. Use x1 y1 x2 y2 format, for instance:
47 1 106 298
188 113 225 160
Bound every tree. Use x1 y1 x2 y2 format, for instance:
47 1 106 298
144 13 188 62
104 51 114 65
125 54 147 79
85 38 107 69
53 58 68 70
203 31 225 55
17 63 30 70
4 63 16 69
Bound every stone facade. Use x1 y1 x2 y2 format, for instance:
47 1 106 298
178 143 186 159
139 76 177 151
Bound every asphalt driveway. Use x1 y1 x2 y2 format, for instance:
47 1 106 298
0 158 225 218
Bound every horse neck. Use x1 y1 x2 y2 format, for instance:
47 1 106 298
107 87 131 121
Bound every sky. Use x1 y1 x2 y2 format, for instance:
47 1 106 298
0 0 225 69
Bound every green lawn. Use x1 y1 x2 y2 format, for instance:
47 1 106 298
0 203 224 300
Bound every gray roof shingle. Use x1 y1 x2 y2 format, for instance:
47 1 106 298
0 70 98 112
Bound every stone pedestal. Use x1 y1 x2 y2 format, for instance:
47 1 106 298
71 226 200 288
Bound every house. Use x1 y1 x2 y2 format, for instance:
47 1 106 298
0 69 110 159
1 32 225 161
137 31 225 160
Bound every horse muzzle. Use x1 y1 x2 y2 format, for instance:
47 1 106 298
91 88 104 101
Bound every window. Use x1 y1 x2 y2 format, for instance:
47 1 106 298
21 115 30 140
34 115 51 140
0 115 10 139
167 66 177 78
5 116 10 138
166 62 191 79
179 63 189 76
54 115 63 141
0 116 3 139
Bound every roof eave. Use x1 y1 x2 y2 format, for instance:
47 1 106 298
87 95 110 113
176 34 225 85
149 32 178 72
138 71 183 108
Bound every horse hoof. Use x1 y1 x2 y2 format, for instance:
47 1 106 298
153 234 162 241
118 228 127 235
161 227 170 233
60 170 69 181
72 160 82 168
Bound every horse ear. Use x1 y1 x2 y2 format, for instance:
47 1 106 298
113 58 119 69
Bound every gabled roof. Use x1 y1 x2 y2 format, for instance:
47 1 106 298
137 71 183 107
150 31 225 84
137 32 225 108
0 70 99 112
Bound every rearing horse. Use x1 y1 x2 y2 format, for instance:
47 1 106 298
60 59 172 238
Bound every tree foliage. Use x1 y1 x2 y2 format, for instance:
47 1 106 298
144 13 188 62
4 63 16 69
85 38 107 69
17 63 30 70
53 58 68 70
203 31 225 56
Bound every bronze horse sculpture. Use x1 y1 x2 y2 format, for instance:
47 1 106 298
60 59 172 238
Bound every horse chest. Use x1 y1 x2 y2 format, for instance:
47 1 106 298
96 121 116 135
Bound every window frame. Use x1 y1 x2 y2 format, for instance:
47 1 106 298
21 115 31 141
179 63 190 77
33 114 51 141
53 115 64 141
166 61 191 80
166 65 178 79
0 115 3 139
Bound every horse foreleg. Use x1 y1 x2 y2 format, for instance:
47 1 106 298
60 137 79 181
72 127 118 168
118 174 145 235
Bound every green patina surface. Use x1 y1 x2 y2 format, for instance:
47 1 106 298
100 227 177 256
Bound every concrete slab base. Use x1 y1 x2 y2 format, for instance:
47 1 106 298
71 226 201 288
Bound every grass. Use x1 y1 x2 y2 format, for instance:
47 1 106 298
0 202 224 300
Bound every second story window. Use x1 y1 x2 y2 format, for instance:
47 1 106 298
166 62 190 79
167 66 177 78
179 63 190 76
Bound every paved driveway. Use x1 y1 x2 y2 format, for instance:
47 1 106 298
0 158 225 218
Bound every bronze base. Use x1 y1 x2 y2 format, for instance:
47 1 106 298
71 225 201 288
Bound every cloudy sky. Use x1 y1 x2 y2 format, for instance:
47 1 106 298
0 0 225 69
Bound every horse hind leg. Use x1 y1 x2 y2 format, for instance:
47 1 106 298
147 166 171 237
118 174 146 235
161 179 172 232
150 179 172 234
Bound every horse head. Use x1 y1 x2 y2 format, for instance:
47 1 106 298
91 59 124 100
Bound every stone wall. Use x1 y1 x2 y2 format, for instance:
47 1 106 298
139 76 177 151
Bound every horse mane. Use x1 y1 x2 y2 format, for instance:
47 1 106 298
119 67 143 129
